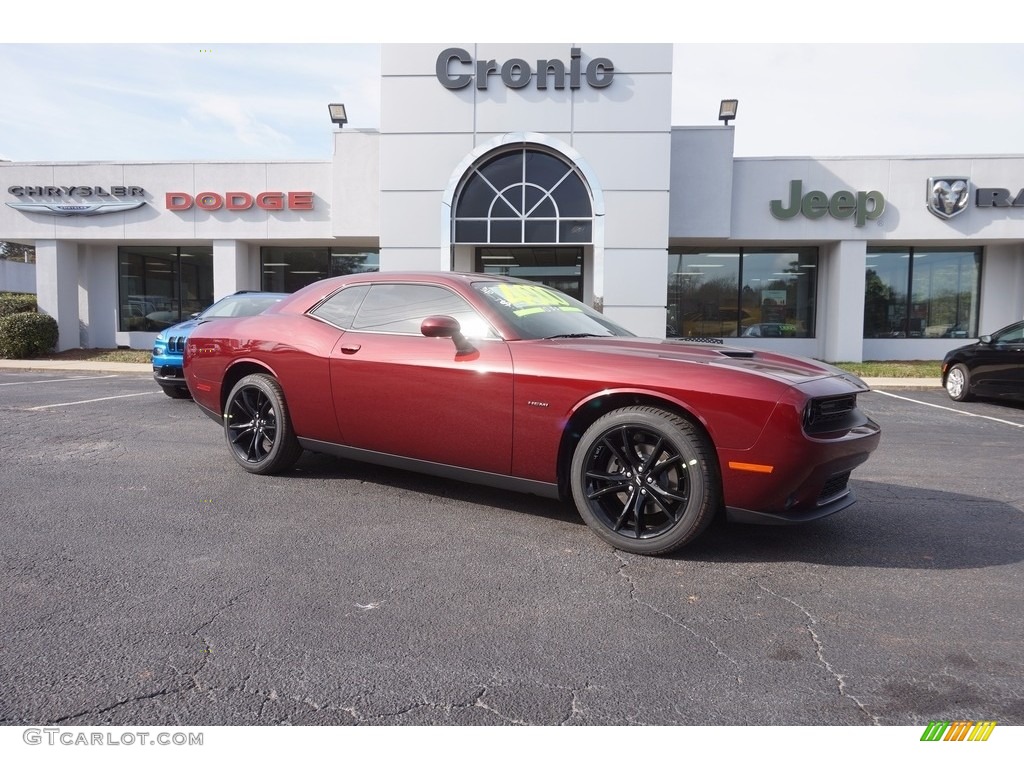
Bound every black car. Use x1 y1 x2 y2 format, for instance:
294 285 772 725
942 320 1024 402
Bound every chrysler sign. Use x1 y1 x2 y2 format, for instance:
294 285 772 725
6 185 146 217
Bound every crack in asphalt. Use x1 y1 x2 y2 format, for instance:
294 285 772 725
559 680 595 725
614 552 742 679
757 583 880 725
48 687 187 725
463 686 532 725
45 587 255 725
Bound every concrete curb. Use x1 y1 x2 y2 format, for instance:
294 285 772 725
0 358 944 389
862 377 943 389
0 359 151 374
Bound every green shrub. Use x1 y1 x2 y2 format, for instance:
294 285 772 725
0 292 37 318
0 311 59 359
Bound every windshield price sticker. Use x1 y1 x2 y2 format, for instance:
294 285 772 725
486 284 582 317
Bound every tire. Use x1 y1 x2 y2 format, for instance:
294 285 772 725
570 406 720 556
223 373 303 474
161 385 192 399
945 363 973 402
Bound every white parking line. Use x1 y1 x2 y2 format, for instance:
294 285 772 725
0 375 119 387
872 390 1024 428
27 392 159 410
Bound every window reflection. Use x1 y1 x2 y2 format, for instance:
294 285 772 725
261 247 379 292
118 246 213 331
864 248 979 338
667 249 817 338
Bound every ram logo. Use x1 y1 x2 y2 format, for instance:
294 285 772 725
927 176 970 220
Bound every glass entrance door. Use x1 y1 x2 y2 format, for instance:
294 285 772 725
475 247 583 300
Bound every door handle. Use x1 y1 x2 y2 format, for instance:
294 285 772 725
340 344 361 355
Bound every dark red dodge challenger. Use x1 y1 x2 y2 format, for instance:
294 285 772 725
184 272 880 555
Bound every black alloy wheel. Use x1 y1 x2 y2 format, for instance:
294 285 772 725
223 373 303 474
570 406 719 556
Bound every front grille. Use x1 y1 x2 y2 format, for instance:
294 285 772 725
819 472 851 504
804 394 859 434
167 336 186 354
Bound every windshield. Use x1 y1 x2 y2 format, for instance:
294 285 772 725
473 281 635 340
992 321 1024 344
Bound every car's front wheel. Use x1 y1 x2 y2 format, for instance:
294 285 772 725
945 363 973 402
570 406 719 556
223 373 302 474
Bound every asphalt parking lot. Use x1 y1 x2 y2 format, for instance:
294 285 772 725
0 370 1021 726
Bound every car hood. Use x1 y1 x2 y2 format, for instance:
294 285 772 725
538 336 869 389
943 339 983 359
156 317 200 340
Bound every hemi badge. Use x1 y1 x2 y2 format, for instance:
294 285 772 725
728 461 774 474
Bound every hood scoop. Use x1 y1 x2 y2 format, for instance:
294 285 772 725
717 349 756 359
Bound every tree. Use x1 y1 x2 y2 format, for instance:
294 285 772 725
0 242 35 263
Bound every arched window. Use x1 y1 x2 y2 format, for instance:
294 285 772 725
453 147 593 245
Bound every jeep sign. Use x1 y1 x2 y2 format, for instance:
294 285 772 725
770 180 884 227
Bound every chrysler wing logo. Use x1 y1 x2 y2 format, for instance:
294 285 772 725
927 177 970 220
6 201 146 217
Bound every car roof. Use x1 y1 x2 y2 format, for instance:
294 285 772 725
269 271 524 315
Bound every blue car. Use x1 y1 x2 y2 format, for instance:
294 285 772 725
152 291 287 398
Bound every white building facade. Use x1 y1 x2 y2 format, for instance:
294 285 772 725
2 43 1022 361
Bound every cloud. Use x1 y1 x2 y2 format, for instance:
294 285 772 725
0 43 380 162
184 95 293 150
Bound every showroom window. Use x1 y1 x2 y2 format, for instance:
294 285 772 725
864 248 980 338
667 248 818 338
118 246 213 332
261 247 379 293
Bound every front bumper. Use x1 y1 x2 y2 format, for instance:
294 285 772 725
717 383 881 525
152 356 185 387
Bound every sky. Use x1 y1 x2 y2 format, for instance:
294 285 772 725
2 4 1021 164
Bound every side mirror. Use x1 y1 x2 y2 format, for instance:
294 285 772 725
979 334 992 344
421 315 474 355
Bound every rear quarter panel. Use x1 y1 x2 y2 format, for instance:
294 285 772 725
185 314 344 443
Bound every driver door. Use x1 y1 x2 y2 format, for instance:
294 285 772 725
323 282 515 474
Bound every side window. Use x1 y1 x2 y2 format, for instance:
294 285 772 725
309 284 370 329
352 284 495 338
994 324 1024 344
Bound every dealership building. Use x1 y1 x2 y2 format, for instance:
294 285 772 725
1 43 1022 361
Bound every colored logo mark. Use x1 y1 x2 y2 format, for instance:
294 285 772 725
920 720 997 742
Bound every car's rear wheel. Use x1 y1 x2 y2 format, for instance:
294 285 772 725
160 385 192 399
945 363 973 402
224 373 302 474
570 406 719 555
